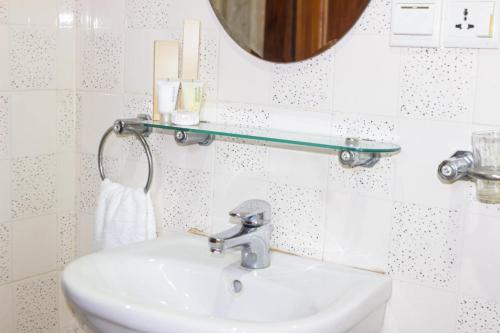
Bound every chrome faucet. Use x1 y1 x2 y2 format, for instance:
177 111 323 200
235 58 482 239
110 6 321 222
209 200 273 269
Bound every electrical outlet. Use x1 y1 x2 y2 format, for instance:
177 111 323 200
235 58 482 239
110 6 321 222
452 6 477 36
444 0 499 48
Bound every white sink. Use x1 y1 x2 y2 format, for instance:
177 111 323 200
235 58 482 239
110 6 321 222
62 232 391 333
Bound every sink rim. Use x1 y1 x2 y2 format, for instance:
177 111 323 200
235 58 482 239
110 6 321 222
63 232 392 333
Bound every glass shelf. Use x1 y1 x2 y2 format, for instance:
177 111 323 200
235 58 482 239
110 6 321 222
144 121 401 153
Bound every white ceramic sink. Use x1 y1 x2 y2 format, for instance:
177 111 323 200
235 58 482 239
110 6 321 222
62 232 391 333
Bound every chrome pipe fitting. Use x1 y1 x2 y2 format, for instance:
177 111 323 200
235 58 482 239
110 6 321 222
438 150 500 183
174 130 214 146
438 151 474 183
339 150 380 168
113 114 152 137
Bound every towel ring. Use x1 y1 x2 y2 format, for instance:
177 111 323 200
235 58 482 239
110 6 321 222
98 119 153 193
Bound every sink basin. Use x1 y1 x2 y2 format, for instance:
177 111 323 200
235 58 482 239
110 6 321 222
62 232 391 333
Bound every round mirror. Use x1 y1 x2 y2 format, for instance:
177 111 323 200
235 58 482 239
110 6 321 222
209 0 370 63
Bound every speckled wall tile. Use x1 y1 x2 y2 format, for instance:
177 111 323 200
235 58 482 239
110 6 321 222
78 31 123 91
215 103 270 175
78 153 120 214
331 113 398 142
0 95 9 159
61 325 85 333
124 94 152 118
58 213 76 268
216 138 269 175
122 94 153 160
399 48 476 121
61 324 88 333
59 0 76 28
388 202 460 289
14 273 58 333
73 0 85 27
199 34 218 101
148 129 170 159
126 0 171 29
353 0 392 35
120 95 164 162
75 213 95 257
217 103 271 127
57 91 75 151
329 114 397 197
268 181 325 258
11 155 56 219
160 167 211 233
0 223 11 285
271 49 334 110
0 1 7 24
466 183 500 217
9 27 56 89
329 156 394 197
75 93 83 149
457 296 500 333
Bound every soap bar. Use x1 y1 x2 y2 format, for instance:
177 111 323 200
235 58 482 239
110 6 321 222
171 110 200 126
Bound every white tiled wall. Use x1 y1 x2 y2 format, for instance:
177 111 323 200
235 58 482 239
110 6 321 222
70 0 500 332
0 0 77 332
67 0 500 333
2 0 500 332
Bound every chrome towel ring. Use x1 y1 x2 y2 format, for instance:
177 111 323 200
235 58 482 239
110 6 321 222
97 114 153 193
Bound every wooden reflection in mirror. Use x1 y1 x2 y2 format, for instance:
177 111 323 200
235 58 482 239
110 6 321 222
210 0 370 63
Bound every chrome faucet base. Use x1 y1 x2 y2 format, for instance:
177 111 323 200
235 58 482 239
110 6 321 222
209 200 273 270
209 224 273 269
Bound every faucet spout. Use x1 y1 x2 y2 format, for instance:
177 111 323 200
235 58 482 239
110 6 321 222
209 225 247 254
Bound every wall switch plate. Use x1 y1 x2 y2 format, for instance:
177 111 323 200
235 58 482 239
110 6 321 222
391 0 443 47
443 0 499 48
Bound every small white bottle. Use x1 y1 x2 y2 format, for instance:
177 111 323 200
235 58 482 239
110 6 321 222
157 79 180 123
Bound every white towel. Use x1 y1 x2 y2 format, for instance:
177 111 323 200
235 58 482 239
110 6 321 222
94 179 156 250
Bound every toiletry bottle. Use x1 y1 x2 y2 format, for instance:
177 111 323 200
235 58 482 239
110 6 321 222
181 80 204 113
157 79 180 123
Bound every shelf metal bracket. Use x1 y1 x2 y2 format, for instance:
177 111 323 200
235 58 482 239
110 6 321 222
174 130 215 146
113 114 152 137
338 150 381 168
337 137 381 168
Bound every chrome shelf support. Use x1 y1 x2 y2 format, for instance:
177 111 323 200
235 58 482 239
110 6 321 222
174 130 215 146
339 151 380 168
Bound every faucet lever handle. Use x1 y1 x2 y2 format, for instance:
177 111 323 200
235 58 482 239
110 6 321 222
229 199 271 227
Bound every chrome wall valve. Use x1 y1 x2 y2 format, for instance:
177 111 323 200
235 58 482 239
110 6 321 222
438 150 500 184
437 151 474 183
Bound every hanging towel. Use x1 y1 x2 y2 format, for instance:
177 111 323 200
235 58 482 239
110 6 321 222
94 179 156 250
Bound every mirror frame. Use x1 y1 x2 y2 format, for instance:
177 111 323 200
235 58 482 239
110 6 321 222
209 0 371 63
